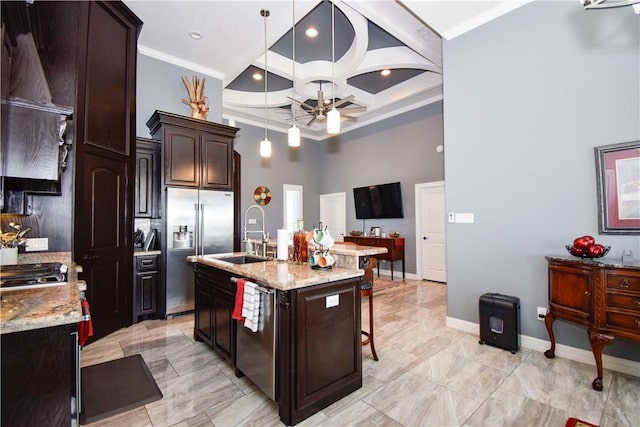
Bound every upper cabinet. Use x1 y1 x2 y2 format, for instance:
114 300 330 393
146 111 238 190
135 137 161 218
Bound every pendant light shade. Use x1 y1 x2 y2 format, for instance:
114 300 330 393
327 0 340 134
260 9 272 158
260 138 272 157
288 125 300 146
288 0 301 147
327 107 340 134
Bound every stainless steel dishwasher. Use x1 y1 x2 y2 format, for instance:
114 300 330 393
233 278 277 400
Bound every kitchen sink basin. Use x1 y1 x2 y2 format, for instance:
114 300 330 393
217 255 270 264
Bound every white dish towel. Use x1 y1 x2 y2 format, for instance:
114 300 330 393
241 281 260 332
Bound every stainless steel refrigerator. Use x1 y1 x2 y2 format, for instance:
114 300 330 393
165 187 234 315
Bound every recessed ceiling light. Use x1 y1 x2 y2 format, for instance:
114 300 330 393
189 32 202 40
305 27 318 38
253 72 263 81
381 69 391 76
323 99 331 105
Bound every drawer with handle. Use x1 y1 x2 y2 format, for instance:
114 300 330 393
136 255 158 271
606 294 640 312
605 272 640 292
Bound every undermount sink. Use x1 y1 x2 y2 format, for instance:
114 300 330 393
217 255 270 264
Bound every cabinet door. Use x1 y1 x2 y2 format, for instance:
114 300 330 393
201 132 232 190
164 127 200 187
195 283 214 345
136 271 158 315
213 292 234 360
135 149 154 217
548 262 593 324
294 280 361 413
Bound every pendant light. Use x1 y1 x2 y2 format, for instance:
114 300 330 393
288 0 301 147
326 0 340 135
260 9 272 158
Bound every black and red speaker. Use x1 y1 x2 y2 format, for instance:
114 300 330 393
479 293 520 353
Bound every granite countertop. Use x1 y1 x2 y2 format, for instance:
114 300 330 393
188 253 364 291
1 255 84 334
546 254 640 270
134 248 162 256
265 239 388 256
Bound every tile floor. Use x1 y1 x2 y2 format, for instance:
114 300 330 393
81 280 639 427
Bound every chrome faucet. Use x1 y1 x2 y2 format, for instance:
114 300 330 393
243 205 268 256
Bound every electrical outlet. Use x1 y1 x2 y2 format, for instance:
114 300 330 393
537 306 548 321
25 237 48 252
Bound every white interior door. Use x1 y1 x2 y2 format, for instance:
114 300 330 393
319 192 346 241
416 182 447 282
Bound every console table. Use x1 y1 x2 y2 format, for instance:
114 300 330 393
344 236 405 280
544 256 640 391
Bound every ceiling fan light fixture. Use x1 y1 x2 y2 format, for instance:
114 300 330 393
327 108 340 134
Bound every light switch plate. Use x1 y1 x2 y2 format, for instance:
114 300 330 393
455 213 475 223
25 237 48 252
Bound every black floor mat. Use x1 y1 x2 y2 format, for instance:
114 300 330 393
80 354 163 424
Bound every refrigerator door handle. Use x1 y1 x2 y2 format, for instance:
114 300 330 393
194 203 200 256
199 203 205 255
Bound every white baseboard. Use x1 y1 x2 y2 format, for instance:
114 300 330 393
376 268 418 280
445 316 640 378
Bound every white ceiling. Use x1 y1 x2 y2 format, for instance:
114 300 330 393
124 0 530 140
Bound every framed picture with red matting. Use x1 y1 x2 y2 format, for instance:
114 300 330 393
595 141 640 234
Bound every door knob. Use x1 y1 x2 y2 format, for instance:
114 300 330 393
82 254 99 261
423 236 428 240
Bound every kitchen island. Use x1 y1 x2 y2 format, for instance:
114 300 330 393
188 253 370 425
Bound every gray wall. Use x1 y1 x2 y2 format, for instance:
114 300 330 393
232 122 325 239
443 1 640 360
320 102 445 274
136 54 223 136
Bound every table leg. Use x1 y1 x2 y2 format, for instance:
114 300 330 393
543 312 556 358
588 328 614 391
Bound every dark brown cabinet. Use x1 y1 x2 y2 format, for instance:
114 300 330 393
135 138 161 218
146 111 237 190
134 253 160 321
544 257 640 391
278 278 362 425
194 263 235 362
1 324 79 426
73 1 142 341
343 236 405 280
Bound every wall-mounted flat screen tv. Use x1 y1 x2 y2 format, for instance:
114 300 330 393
353 182 404 219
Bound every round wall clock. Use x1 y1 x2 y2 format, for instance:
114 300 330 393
254 186 272 206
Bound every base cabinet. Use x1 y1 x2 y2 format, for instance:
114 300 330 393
278 279 362 425
1 324 79 426
544 256 640 391
134 254 160 322
194 264 235 363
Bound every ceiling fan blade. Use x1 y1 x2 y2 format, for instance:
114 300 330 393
341 114 358 122
340 106 367 114
287 96 315 111
333 95 355 108
306 115 317 126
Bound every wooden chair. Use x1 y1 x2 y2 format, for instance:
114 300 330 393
342 241 378 361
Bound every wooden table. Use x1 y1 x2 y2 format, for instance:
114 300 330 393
343 236 405 280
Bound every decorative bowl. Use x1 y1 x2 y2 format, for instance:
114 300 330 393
565 244 610 259
389 232 400 238
350 230 363 236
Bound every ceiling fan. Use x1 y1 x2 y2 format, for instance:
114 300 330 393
287 82 367 127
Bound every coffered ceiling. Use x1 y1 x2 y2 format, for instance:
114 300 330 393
124 1 529 140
